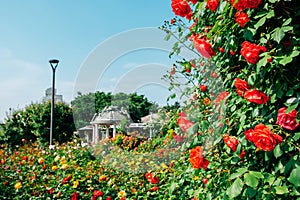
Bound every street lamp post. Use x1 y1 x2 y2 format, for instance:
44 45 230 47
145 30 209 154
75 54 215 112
49 59 59 148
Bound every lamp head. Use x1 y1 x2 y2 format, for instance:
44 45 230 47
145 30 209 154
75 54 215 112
49 59 59 64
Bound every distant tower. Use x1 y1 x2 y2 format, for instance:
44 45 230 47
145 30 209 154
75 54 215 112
44 87 63 102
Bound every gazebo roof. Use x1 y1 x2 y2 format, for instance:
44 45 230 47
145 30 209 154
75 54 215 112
90 106 130 125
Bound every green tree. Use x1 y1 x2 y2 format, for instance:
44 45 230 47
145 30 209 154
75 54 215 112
1 101 75 146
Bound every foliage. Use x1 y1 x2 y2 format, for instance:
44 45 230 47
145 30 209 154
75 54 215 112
1 101 75 146
160 0 300 199
71 92 158 128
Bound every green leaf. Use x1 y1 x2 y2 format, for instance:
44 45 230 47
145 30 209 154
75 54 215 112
244 173 259 188
272 28 285 44
266 10 275 18
282 26 293 32
290 50 300 58
226 178 244 198
275 186 289 194
288 166 300 187
254 16 266 29
229 168 248 180
248 74 257 86
169 182 178 194
274 145 283 158
282 18 292 26
286 89 294 97
249 171 264 179
279 56 293 66
286 103 298 113
252 108 259 118
293 132 300 141
164 33 171 41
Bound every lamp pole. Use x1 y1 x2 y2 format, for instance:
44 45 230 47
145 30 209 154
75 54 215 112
49 59 59 148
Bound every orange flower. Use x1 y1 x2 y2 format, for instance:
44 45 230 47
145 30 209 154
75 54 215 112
38 157 44 165
98 175 107 182
189 146 209 170
14 182 22 189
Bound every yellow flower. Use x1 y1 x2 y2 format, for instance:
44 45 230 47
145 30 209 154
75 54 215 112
73 180 79 188
52 166 58 171
98 175 107 182
61 164 68 170
118 190 126 197
60 156 66 164
38 157 45 165
14 182 22 189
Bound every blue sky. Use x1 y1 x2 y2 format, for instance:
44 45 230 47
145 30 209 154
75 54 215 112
0 1 183 121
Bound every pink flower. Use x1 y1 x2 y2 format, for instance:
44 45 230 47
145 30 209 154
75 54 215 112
276 107 300 131
193 36 216 59
177 112 194 132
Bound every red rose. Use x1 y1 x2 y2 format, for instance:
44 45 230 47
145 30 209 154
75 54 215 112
231 0 262 10
177 112 194 132
215 91 229 106
189 146 209 170
171 0 193 20
235 12 249 27
193 36 216 59
244 89 269 104
145 173 159 184
236 89 244 97
267 57 273 63
71 192 80 200
223 133 239 152
245 124 282 151
200 84 207 92
241 41 267 64
230 49 235 55
244 128 254 142
206 0 219 12
276 107 300 131
234 78 250 92
188 0 198 4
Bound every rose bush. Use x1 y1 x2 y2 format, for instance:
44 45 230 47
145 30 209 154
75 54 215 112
161 0 300 199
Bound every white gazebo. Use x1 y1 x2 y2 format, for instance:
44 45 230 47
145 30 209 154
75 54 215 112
90 106 130 143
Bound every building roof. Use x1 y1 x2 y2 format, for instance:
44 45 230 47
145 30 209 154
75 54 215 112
90 106 130 125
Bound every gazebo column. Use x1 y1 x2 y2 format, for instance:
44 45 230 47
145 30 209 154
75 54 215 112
106 125 110 139
95 124 99 143
92 124 95 143
113 124 116 138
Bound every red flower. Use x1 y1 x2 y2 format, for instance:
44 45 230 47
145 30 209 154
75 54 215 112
48 188 54 194
241 41 267 64
93 190 104 199
189 146 209 170
71 192 80 200
244 89 269 104
231 0 262 10
236 89 244 97
239 150 246 159
150 186 159 192
177 112 194 132
145 173 159 184
244 124 282 151
234 78 250 92
188 0 198 4
276 107 300 131
218 47 225 53
61 174 72 184
106 196 113 200
171 0 193 20
200 84 207 92
235 12 249 27
223 133 239 152
244 128 254 142
202 178 209 184
206 0 219 11
230 49 235 55
215 91 229 106
267 57 273 63
193 36 216 59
